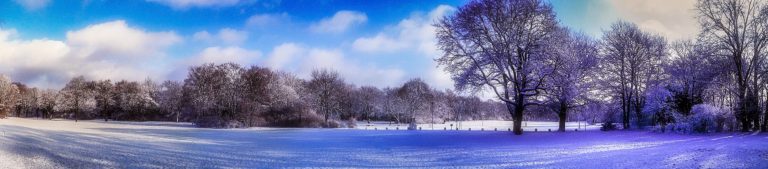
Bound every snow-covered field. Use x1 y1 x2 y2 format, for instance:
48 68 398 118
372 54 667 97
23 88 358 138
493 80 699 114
1 118 767 168
355 120 601 132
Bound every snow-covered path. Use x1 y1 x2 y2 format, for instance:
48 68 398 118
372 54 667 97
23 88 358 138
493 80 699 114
1 118 767 168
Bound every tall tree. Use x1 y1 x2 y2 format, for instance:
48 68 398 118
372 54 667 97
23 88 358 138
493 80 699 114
57 76 94 122
397 78 432 124
38 89 57 119
696 0 768 131
93 80 114 121
184 63 244 127
307 69 345 126
158 80 184 122
600 21 667 129
239 66 276 126
0 75 20 118
667 40 720 115
435 0 560 135
545 30 600 132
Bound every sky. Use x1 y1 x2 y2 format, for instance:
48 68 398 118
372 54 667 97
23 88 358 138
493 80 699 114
0 0 699 93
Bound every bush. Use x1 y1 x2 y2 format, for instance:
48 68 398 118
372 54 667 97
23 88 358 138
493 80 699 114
345 118 357 128
323 120 341 128
666 104 728 133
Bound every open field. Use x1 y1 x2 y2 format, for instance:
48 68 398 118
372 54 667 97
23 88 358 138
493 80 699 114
1 118 767 168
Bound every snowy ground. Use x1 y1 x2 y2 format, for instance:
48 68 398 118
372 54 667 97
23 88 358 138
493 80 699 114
1 118 767 168
355 120 602 132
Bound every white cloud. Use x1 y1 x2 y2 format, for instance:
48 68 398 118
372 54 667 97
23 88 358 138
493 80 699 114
603 0 698 41
246 13 289 27
310 10 367 34
0 20 181 89
301 48 405 87
353 5 454 56
13 0 50 11
146 0 240 9
192 28 248 45
351 5 456 89
352 33 405 53
261 43 405 87
217 28 248 45
192 31 212 41
266 43 302 70
189 46 261 66
66 20 181 60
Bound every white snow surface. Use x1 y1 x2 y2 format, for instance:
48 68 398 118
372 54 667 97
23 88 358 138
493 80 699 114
354 120 602 132
1 117 767 168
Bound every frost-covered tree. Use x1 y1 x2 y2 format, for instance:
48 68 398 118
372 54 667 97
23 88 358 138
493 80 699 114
158 80 184 122
696 0 768 131
667 40 720 115
93 80 114 121
56 76 95 122
599 21 667 129
239 66 276 126
397 78 432 124
643 87 676 132
0 75 20 118
545 30 600 132
263 72 319 127
184 63 244 127
357 86 384 122
38 89 57 119
435 0 560 135
13 83 39 117
382 87 406 124
112 80 141 120
307 69 345 127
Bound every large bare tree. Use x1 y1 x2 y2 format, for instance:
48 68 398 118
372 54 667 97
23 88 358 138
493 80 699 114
545 30 600 132
696 0 768 131
307 69 345 127
435 0 560 135
600 21 667 129
0 75 20 118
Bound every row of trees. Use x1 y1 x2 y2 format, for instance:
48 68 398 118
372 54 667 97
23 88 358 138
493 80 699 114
0 64 508 128
436 0 768 135
4 0 765 135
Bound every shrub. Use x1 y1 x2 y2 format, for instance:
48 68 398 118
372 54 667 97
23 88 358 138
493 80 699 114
345 118 357 128
667 104 728 133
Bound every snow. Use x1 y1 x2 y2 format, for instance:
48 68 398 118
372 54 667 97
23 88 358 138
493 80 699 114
1 118 767 168
355 120 602 132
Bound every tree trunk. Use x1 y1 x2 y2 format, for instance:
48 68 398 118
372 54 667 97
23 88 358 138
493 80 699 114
510 99 524 135
557 107 568 132
558 103 567 132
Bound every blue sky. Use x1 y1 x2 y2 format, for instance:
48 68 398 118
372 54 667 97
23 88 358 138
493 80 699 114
0 0 699 91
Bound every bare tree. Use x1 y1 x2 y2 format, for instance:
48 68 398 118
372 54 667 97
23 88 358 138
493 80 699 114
397 78 432 124
600 21 667 129
696 0 768 131
184 63 245 127
93 80 114 121
436 0 560 135
57 76 94 122
307 69 345 127
667 40 721 115
38 89 57 119
239 66 276 126
545 30 600 132
159 80 184 122
0 74 20 118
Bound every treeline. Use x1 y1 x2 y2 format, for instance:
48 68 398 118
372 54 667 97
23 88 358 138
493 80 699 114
0 64 508 128
434 0 768 134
